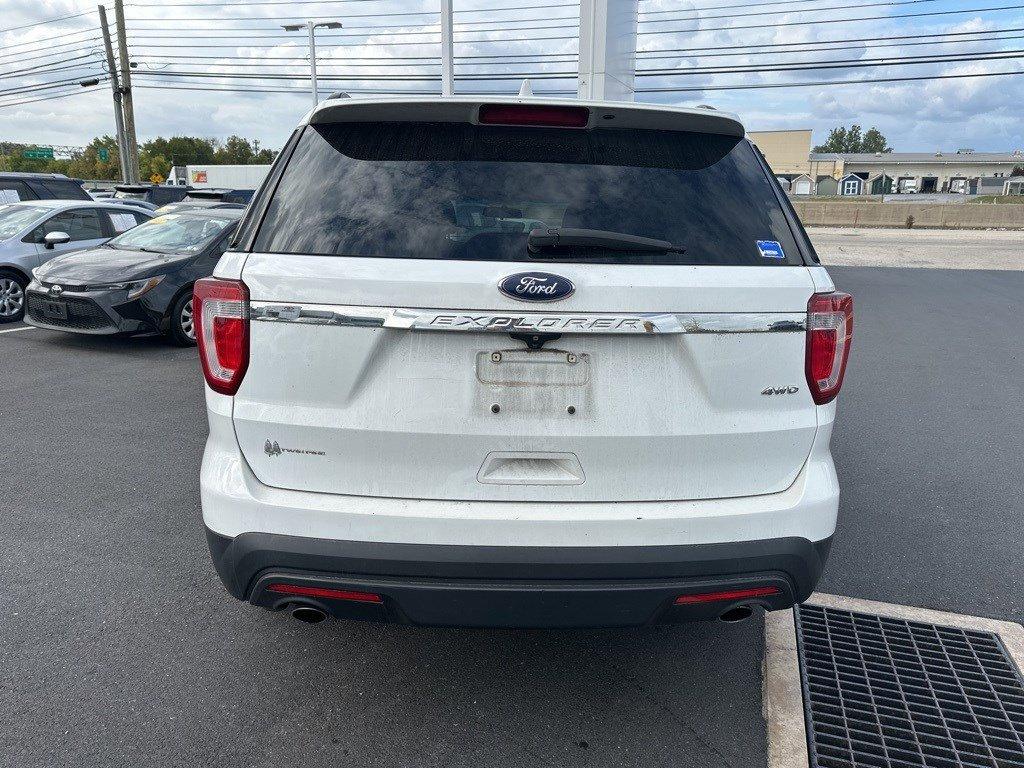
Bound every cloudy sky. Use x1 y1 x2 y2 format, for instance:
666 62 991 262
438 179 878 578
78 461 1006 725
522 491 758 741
2 0 1023 153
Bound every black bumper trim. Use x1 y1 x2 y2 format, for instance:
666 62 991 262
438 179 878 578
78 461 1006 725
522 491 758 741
206 528 831 627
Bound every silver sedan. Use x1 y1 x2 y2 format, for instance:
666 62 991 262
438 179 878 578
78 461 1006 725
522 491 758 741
0 200 153 322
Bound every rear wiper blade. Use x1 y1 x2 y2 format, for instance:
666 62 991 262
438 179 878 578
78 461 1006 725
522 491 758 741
527 227 686 256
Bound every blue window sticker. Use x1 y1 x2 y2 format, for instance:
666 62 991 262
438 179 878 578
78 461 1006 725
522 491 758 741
756 240 786 260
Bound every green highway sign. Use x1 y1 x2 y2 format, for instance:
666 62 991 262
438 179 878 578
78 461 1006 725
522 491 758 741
22 147 54 160
98 148 109 162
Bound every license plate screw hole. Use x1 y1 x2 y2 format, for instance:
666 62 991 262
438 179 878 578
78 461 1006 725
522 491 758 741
566 353 578 364
490 352 502 363
566 405 576 415
491 404 501 414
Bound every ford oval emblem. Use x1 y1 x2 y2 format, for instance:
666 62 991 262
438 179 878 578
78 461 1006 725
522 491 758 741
498 272 575 303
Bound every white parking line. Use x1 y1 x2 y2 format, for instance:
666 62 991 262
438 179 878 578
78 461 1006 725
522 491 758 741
0 325 34 335
764 593 1024 768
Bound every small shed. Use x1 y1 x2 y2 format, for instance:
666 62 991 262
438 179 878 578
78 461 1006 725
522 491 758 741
839 173 864 196
790 174 814 195
1004 178 1024 196
869 174 894 195
975 176 1005 195
816 176 838 196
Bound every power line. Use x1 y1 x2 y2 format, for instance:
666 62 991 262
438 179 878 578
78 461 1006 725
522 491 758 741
129 51 577 61
0 87 103 110
128 8 445 20
636 3 1024 36
133 69 576 82
126 23 580 38
0 9 93 34
636 68 1024 93
0 39 104 64
0 26 99 49
638 48 1024 76
637 31 1024 61
636 0 939 25
0 75 108 99
121 35 578 48
637 0 844 15
0 54 104 79
637 25 1024 55
132 58 578 69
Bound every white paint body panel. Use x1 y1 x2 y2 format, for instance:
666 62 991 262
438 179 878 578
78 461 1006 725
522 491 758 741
204 395 839 545
232 256 821 502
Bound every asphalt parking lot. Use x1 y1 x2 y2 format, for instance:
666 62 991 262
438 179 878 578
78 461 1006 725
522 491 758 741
2 262 1022 768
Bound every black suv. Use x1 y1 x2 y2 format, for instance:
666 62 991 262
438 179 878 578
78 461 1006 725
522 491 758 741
0 173 91 202
112 184 190 207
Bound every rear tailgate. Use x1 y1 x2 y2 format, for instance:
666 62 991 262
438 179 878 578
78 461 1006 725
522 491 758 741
234 258 817 502
230 102 819 503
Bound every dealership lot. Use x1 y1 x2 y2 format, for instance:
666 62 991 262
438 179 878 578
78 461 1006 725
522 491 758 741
2 263 1022 767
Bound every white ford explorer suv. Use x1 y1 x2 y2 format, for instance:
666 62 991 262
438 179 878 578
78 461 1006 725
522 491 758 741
196 97 852 628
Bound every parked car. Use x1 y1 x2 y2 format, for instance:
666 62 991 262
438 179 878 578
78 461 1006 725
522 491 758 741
112 183 189 208
26 209 241 344
0 200 152 322
154 189 250 215
0 172 91 203
197 97 853 628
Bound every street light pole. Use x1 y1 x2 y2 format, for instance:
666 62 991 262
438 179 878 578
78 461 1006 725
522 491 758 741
282 20 343 106
308 21 318 106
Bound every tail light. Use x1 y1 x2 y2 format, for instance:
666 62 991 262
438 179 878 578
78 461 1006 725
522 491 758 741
674 586 780 605
806 292 853 405
267 584 383 603
194 278 249 395
478 104 590 127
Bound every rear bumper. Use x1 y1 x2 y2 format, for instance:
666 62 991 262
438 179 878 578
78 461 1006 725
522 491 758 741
207 527 831 628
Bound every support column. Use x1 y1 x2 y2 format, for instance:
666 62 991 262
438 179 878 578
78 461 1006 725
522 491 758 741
440 0 454 97
578 0 639 101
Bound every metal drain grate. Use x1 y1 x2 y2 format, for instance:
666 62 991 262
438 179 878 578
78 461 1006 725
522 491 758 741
795 604 1024 768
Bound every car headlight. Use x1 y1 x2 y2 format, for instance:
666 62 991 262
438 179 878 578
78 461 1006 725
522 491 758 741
125 275 165 299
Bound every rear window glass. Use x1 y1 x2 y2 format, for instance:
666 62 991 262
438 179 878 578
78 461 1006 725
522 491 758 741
254 122 802 266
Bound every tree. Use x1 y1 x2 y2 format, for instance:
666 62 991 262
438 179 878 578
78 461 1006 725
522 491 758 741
66 136 120 181
140 136 217 166
861 128 892 154
1011 166 1024 177
814 124 892 154
213 135 278 165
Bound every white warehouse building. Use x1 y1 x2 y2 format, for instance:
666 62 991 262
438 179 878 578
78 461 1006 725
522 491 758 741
808 150 1024 195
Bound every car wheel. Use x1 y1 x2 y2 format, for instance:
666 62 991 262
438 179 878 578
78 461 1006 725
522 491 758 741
0 270 28 323
167 291 197 346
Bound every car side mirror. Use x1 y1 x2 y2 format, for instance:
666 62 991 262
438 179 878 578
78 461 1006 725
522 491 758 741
43 231 71 249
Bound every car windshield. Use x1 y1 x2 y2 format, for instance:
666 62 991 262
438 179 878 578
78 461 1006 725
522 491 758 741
106 213 234 253
0 205 49 240
253 121 803 266
114 191 147 200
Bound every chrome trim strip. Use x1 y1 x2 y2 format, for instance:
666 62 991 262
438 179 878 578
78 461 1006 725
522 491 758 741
251 302 806 334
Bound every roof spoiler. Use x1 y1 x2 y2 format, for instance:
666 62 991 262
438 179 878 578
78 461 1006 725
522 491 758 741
308 97 745 138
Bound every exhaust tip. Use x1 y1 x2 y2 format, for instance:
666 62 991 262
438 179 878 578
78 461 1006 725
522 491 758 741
719 605 754 624
291 605 328 624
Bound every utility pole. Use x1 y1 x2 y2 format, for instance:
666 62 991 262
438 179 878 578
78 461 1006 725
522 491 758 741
98 6 129 183
440 0 454 97
113 0 140 183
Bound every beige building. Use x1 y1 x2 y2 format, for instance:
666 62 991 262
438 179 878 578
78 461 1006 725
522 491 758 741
747 129 813 176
